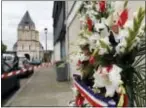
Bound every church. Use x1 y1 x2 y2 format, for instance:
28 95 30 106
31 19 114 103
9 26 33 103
13 11 44 61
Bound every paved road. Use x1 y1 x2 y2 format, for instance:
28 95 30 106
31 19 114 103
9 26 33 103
3 66 73 107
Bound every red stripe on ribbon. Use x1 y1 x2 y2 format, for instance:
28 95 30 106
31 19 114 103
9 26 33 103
74 83 103 107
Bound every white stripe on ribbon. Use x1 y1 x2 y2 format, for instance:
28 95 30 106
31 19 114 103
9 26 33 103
2 74 4 78
74 80 108 106
29 67 32 71
34 67 37 70
22 68 27 72
7 72 13 77
16 70 21 74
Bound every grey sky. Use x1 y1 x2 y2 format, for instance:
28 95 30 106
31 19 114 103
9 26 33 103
2 1 54 50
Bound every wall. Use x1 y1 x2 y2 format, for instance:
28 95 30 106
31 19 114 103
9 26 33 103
54 42 61 61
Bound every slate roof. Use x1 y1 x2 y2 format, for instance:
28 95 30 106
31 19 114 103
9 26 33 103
18 11 35 28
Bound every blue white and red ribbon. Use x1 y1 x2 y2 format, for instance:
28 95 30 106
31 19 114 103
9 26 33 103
73 74 128 107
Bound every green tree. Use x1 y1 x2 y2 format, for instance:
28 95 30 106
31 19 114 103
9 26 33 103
2 41 7 52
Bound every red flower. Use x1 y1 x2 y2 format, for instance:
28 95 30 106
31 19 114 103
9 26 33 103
77 60 82 66
99 0 106 12
87 17 92 31
106 65 113 73
117 9 128 28
75 94 85 107
89 56 95 64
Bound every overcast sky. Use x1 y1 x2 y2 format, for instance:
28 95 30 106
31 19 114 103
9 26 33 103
2 1 54 51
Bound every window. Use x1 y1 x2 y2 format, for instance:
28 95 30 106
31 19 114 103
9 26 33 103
25 25 29 29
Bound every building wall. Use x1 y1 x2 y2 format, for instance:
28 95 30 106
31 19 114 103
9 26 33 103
66 1 145 79
16 28 43 60
54 42 61 61
65 1 83 79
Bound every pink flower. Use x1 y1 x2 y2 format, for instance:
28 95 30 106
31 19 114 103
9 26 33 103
89 56 95 64
112 24 119 34
77 60 82 66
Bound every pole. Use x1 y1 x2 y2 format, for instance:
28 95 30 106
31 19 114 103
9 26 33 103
44 28 48 52
46 32 47 52
44 28 48 62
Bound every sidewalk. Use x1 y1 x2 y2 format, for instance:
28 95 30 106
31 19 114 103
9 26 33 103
5 66 73 107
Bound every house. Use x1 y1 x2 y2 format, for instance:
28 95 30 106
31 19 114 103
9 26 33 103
13 11 44 61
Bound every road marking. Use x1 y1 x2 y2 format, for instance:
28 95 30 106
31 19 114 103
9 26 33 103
3 69 38 107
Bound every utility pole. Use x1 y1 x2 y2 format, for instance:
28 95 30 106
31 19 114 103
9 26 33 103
44 28 48 52
44 28 48 62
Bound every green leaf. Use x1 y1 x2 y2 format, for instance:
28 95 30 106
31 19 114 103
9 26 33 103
99 40 110 52
124 0 128 8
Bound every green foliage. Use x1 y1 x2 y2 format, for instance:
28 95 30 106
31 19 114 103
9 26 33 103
126 7 145 52
127 36 146 106
124 0 128 9
99 40 110 52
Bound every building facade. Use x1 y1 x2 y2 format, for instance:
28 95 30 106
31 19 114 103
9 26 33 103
52 1 66 62
13 11 44 61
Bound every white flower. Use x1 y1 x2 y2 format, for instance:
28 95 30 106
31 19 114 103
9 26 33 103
78 53 89 62
88 34 100 51
79 15 86 22
119 29 129 38
93 66 107 88
94 22 110 38
79 39 89 46
98 48 108 55
84 3 93 9
133 11 138 17
124 20 133 29
89 33 100 42
116 39 127 54
106 14 114 27
113 1 124 15
93 64 123 97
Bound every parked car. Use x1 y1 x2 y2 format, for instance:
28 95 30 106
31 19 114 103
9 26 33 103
2 52 19 71
17 55 34 78
30 59 42 66
1 58 20 98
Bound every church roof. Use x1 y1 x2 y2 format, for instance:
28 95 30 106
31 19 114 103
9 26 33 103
39 42 44 49
13 42 17 50
18 11 35 28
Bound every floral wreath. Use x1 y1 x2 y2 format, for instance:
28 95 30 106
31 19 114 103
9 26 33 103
70 0 145 107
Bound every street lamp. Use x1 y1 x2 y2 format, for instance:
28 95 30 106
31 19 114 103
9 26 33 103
44 28 48 52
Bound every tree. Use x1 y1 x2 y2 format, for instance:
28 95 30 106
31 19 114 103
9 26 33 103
2 42 7 52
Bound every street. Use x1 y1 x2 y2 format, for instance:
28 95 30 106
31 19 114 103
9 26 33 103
2 66 73 107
